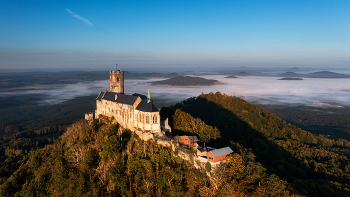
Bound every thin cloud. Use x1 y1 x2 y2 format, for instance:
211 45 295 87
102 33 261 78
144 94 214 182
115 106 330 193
66 8 93 26
2 76 350 107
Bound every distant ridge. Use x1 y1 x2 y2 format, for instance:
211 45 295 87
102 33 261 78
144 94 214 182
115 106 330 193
307 71 350 78
278 71 350 78
278 77 303 80
151 75 219 86
225 75 238 78
278 72 301 77
287 67 303 72
124 72 179 79
236 71 250 76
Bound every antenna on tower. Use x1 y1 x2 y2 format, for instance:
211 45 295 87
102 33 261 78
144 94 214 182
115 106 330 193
116 63 118 70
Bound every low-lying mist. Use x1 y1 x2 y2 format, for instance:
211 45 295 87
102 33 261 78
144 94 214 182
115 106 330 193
1 75 350 107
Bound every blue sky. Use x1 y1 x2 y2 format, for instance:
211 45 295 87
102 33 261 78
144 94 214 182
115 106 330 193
1 0 350 70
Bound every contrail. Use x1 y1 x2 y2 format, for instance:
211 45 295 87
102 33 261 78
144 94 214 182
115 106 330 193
66 8 93 26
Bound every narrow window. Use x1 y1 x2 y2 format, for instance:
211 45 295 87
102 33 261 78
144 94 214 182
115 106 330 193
146 114 150 123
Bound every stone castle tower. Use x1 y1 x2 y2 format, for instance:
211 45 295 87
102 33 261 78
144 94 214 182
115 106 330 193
87 67 161 134
110 70 124 93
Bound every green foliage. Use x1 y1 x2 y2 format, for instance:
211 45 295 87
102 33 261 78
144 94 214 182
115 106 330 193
173 109 220 144
170 92 350 196
0 117 210 196
174 147 179 155
99 135 120 162
262 174 286 197
205 162 211 172
2 92 350 196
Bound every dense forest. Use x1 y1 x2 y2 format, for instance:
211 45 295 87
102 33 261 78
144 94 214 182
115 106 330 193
0 117 295 196
1 92 350 196
161 92 350 196
0 95 96 164
261 105 350 139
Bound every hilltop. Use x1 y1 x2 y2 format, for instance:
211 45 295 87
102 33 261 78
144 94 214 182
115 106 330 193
307 71 350 78
163 92 350 196
278 72 301 77
152 75 219 86
278 77 303 80
1 92 350 196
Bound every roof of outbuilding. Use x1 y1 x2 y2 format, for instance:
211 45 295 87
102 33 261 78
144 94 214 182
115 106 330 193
188 136 198 141
210 147 233 157
136 100 159 112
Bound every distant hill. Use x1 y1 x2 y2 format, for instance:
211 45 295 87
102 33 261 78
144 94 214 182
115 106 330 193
236 71 250 76
124 72 179 79
287 67 303 72
306 71 350 78
278 77 303 80
151 75 219 86
225 75 238 78
278 72 301 77
164 72 179 78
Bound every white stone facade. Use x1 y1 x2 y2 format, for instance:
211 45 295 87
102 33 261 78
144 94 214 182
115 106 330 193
93 69 161 133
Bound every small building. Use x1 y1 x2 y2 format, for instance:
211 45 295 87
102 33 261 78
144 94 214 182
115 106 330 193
178 136 199 147
207 147 233 163
196 146 207 157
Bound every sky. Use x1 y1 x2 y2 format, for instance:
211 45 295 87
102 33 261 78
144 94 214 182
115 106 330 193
1 0 350 70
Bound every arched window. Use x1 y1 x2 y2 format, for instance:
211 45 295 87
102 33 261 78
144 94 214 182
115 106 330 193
146 114 150 124
153 115 157 123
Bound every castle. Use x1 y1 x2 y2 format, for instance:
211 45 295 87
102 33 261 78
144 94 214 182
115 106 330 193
86 69 161 133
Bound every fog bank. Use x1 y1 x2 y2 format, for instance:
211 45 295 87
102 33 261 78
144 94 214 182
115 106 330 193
1 75 350 107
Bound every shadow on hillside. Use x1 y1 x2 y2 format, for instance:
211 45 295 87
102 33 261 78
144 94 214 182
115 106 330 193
170 96 349 197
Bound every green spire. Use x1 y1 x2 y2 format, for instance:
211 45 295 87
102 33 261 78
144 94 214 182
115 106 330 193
147 86 151 103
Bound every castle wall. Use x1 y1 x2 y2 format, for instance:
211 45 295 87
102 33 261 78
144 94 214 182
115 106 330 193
110 71 124 93
95 99 161 133
94 69 160 134
85 112 94 123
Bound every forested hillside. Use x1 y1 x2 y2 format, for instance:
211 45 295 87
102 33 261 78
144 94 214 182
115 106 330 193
0 95 96 164
0 118 209 196
162 92 350 196
1 92 350 196
0 116 296 196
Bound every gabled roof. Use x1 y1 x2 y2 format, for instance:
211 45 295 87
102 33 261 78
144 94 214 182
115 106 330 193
132 93 147 100
188 136 198 141
136 100 159 112
115 94 139 105
98 91 139 106
210 147 233 157
96 91 104 101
